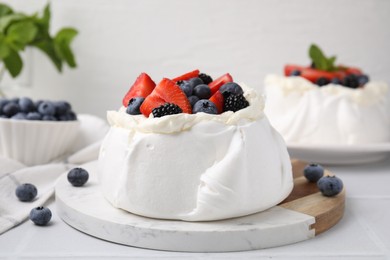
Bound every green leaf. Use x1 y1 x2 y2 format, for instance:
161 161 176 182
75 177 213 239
32 39 63 72
40 3 50 31
0 4 13 17
309 44 337 71
54 28 78 67
0 13 27 32
0 33 11 59
7 21 38 49
3 48 23 77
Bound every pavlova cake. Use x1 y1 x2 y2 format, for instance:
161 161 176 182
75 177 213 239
98 70 293 221
265 44 390 145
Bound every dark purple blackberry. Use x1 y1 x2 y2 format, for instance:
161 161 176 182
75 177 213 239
176 80 184 86
316 77 330 87
198 73 213 85
223 94 249 112
343 74 359 88
152 103 183 118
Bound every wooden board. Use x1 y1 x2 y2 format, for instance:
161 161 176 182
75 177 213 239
55 160 345 252
279 159 346 235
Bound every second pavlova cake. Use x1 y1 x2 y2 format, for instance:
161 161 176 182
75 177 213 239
98 70 293 221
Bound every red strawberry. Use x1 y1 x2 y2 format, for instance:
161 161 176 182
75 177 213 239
140 78 192 117
209 73 233 95
284 64 307 77
122 73 156 107
300 67 339 83
172 69 200 83
209 91 224 114
345 66 363 76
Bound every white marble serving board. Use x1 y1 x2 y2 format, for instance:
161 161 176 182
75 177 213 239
55 161 315 252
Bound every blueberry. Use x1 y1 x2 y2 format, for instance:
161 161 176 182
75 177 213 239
67 168 89 187
290 70 301 76
0 98 10 115
358 75 369 86
26 112 42 120
126 97 145 115
343 74 359 88
193 84 211 99
193 99 218 114
179 81 193 97
42 115 57 121
16 183 38 202
9 97 19 104
188 95 199 107
18 97 35 113
316 77 330 86
35 100 44 109
330 78 342 85
38 101 56 116
11 112 27 120
66 111 77 121
54 101 71 116
188 77 204 88
2 102 20 117
317 175 343 197
303 164 324 183
29 207 52 226
219 82 244 96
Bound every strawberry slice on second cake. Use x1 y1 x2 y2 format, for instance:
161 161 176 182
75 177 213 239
172 69 200 83
209 73 233 95
122 73 156 107
140 78 192 117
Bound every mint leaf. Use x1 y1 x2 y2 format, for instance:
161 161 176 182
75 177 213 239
3 48 23 77
54 28 78 67
33 39 62 72
0 4 13 17
0 33 11 58
309 44 337 71
7 21 38 48
0 13 26 32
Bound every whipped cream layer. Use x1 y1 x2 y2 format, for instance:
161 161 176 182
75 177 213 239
98 87 293 221
264 75 390 145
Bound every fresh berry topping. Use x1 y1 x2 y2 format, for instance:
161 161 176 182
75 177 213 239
343 74 359 89
18 97 35 113
152 103 182 118
193 84 211 99
219 82 244 96
2 102 20 117
67 168 89 187
330 77 342 85
15 183 38 202
303 164 324 183
188 95 200 107
140 78 192 117
38 101 56 116
54 101 71 116
209 73 233 95
188 77 204 88
42 115 56 121
198 73 213 85
345 67 363 76
358 75 369 86
223 94 249 112
126 97 145 115
176 80 184 86
179 81 194 97
122 73 156 107
290 70 301 76
172 69 200 83
12 112 27 120
316 77 329 86
209 91 224 114
193 100 218 114
317 176 343 197
29 207 52 226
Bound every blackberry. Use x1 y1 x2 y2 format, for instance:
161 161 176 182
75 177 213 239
176 80 184 86
223 94 249 112
316 77 329 87
152 103 182 118
198 73 213 85
343 74 359 88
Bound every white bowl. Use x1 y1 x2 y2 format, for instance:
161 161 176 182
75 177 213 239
0 118 80 166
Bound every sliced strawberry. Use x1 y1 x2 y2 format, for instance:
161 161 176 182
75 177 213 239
345 67 363 76
300 67 338 83
172 69 200 83
122 73 156 107
209 91 224 114
284 64 307 77
209 73 233 95
140 78 192 117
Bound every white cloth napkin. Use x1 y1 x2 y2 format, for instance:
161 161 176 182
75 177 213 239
0 114 109 235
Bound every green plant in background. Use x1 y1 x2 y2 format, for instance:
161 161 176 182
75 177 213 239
0 2 78 79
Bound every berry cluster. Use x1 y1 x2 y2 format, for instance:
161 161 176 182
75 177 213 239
15 167 89 227
285 44 370 89
303 164 343 197
122 70 250 118
0 97 77 121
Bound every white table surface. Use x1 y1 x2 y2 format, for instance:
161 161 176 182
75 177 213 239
1 157 390 260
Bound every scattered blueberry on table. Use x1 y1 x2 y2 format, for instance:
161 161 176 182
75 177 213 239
67 167 89 187
303 163 324 183
0 97 77 121
29 207 52 226
317 175 344 197
15 183 38 202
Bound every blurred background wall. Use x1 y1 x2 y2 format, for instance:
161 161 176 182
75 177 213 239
1 0 389 118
